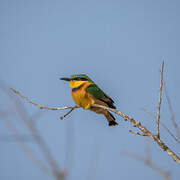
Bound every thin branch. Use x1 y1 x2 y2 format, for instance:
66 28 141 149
145 140 151 161
0 134 34 142
122 142 170 180
6 89 64 180
9 87 78 111
123 152 170 180
141 107 156 119
141 108 180 144
129 130 148 136
157 60 164 139
0 112 51 175
60 106 77 120
164 83 180 140
91 104 180 164
8 68 180 165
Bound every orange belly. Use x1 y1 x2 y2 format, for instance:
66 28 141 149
72 84 93 109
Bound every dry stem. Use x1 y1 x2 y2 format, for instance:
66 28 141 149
157 60 164 139
164 83 180 140
6 88 65 180
141 108 180 144
60 106 78 120
92 103 180 164
9 86 180 164
0 111 51 174
8 61 180 165
9 87 78 111
122 141 170 180
129 130 148 136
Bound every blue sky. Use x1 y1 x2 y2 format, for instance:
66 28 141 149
0 0 180 179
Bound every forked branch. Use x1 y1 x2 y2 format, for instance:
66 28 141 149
9 87 180 164
9 61 180 165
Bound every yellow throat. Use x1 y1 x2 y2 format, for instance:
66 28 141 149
69 80 93 109
69 80 85 89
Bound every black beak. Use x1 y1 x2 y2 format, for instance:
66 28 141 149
60 77 71 81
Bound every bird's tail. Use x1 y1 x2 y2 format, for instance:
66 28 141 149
104 111 118 126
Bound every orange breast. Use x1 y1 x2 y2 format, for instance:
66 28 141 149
72 82 93 109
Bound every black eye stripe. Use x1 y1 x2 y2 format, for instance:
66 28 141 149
73 77 88 81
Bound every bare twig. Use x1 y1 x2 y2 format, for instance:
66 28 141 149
145 140 151 160
122 141 170 180
129 130 148 136
123 152 170 180
8 86 180 164
60 106 78 120
92 104 180 164
141 107 156 119
164 83 180 141
9 87 78 111
157 61 164 139
0 111 51 175
8 61 180 165
0 134 34 142
141 108 180 144
6 89 64 180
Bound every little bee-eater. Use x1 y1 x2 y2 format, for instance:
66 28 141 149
60 74 118 126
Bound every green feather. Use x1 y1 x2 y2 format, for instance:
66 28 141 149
70 74 94 83
68 74 116 109
87 84 116 109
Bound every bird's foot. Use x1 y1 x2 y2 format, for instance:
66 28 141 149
109 121 118 126
84 104 91 110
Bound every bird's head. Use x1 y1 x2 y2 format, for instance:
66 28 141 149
60 74 93 89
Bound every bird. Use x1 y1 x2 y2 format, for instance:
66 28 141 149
60 74 118 126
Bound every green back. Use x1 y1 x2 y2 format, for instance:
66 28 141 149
87 84 115 108
70 74 115 108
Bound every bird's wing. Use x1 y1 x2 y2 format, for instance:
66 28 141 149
87 84 116 109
